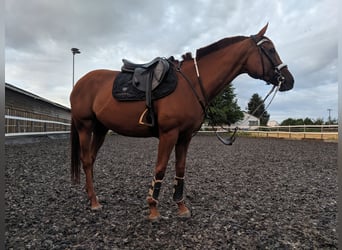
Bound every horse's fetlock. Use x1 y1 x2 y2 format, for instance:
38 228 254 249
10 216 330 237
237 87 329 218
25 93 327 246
173 176 185 203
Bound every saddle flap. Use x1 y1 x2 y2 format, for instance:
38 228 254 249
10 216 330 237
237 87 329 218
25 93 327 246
154 60 169 81
131 58 170 92
133 69 151 91
152 60 169 90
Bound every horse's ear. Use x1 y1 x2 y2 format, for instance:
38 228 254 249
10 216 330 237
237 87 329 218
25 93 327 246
256 23 269 38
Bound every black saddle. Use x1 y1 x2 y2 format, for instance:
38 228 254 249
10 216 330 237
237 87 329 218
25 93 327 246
113 57 177 127
121 57 170 92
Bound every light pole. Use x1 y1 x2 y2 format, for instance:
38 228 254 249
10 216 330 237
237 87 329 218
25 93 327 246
71 48 81 87
327 108 332 124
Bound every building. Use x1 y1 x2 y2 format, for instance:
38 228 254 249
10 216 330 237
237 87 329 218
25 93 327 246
5 83 71 135
267 120 279 127
231 112 260 130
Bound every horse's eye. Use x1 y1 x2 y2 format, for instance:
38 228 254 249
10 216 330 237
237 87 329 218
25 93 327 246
269 48 276 54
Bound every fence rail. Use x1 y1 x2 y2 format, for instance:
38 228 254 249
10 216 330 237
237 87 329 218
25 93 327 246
5 117 338 141
249 125 338 140
5 115 71 137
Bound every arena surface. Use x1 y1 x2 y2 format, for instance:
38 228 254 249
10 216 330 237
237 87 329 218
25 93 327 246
5 135 337 249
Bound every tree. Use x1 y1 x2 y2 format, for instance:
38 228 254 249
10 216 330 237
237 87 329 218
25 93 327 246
303 117 314 125
280 118 304 125
280 118 296 126
207 85 244 126
313 118 324 125
280 117 328 125
247 93 270 126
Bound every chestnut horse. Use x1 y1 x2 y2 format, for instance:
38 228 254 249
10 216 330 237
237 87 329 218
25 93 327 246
70 24 294 221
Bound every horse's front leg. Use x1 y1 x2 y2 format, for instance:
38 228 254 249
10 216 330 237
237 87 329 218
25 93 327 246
174 135 192 218
147 130 178 221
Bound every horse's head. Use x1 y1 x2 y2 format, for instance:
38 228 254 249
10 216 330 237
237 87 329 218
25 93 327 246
244 24 294 91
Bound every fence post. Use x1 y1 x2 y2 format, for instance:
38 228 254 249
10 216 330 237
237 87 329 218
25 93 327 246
321 125 323 140
289 125 291 139
16 120 19 133
304 124 306 139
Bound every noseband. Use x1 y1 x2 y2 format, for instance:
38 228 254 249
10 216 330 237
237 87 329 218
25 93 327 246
251 35 287 87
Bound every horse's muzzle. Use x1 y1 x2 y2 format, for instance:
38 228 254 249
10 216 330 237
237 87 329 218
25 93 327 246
278 68 294 92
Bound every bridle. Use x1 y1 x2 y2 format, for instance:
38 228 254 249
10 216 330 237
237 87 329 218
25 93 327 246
250 35 287 88
245 35 290 119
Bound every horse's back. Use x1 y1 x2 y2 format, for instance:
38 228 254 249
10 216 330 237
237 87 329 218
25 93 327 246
71 69 117 99
70 69 118 120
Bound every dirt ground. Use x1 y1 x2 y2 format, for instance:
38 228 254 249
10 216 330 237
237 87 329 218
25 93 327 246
5 135 337 249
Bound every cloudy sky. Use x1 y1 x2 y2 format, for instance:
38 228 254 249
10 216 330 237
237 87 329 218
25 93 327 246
5 0 338 123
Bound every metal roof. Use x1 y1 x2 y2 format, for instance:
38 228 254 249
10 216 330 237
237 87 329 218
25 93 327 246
5 82 70 111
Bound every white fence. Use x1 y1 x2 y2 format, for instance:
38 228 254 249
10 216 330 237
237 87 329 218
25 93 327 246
245 125 338 140
200 124 338 141
5 117 337 141
5 115 71 137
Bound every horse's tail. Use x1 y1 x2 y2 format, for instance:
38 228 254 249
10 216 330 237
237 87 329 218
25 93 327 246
70 118 81 184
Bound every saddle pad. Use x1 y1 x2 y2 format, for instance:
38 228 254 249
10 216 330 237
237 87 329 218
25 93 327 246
112 66 178 101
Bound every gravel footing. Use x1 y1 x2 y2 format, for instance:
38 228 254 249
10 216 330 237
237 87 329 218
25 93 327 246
5 135 337 249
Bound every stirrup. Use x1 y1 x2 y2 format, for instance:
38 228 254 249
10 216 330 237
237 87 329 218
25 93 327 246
139 108 155 127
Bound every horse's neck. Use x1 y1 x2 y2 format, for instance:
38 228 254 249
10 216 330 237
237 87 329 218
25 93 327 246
197 39 252 102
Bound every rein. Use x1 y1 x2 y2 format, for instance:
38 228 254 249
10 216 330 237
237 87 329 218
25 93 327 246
212 82 281 145
250 83 281 118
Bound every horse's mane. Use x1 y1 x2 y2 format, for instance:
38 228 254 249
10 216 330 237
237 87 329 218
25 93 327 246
170 36 247 64
182 52 193 61
168 52 193 66
196 36 247 59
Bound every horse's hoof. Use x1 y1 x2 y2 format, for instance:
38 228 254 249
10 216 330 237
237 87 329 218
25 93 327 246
147 213 161 222
91 204 103 211
178 209 191 219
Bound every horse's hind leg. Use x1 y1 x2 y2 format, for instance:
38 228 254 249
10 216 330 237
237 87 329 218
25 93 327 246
78 121 107 210
90 122 109 179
